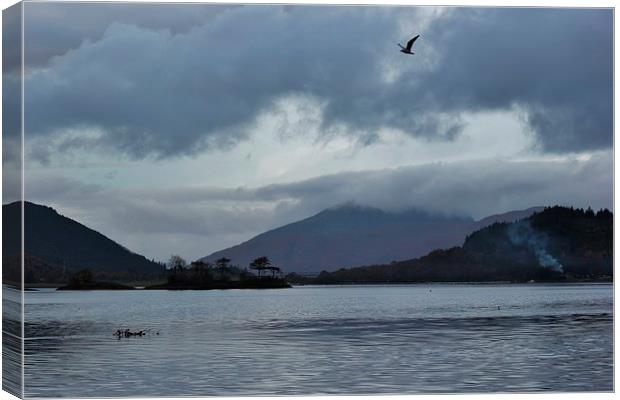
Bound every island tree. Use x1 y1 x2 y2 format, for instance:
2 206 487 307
250 256 271 278
215 257 231 278
167 254 187 272
190 260 213 281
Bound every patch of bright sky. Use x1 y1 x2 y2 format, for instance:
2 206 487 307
25 97 541 192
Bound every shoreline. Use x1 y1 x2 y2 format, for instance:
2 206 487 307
145 279 292 290
14 280 612 291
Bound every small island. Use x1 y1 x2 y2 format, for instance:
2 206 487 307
57 269 135 290
145 256 291 290
56 256 291 290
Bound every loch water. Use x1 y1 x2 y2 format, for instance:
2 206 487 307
12 283 614 397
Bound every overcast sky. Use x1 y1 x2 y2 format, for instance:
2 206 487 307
5 4 613 261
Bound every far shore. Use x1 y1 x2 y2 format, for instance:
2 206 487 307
290 280 613 286
38 276 293 291
11 279 612 291
145 278 292 290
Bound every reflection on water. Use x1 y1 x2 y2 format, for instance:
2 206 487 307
21 284 613 397
3 286 22 397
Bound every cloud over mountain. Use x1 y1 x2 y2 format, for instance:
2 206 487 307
24 152 612 260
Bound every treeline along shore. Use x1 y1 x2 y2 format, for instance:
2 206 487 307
5 203 612 290
285 206 613 285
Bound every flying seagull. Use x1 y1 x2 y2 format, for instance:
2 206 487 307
398 34 420 55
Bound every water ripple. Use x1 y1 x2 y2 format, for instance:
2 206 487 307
21 284 613 396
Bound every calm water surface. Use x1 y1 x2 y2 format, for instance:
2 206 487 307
19 284 613 397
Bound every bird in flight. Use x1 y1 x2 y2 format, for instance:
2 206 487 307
398 34 420 55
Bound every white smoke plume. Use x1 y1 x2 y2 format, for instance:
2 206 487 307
507 220 563 273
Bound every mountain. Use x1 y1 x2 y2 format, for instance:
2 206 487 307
2 201 165 284
473 206 544 229
202 203 542 274
303 206 613 284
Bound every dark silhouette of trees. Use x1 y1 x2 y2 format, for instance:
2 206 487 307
154 255 290 289
215 257 231 279
190 260 213 281
167 254 187 272
250 256 271 278
265 265 281 277
166 255 188 283
70 269 94 286
58 268 133 290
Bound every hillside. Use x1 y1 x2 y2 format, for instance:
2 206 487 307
202 204 542 274
3 202 165 284
203 204 475 273
473 206 544 229
298 206 612 284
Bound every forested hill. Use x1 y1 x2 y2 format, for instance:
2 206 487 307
297 206 612 284
3 202 165 284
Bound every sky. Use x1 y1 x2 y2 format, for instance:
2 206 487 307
3 3 613 261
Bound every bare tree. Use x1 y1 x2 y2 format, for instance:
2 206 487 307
167 254 187 272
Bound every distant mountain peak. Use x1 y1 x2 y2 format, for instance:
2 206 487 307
321 202 383 214
203 203 535 274
326 201 364 210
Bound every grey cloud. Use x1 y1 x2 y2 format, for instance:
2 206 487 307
425 8 613 152
251 151 614 219
23 152 612 260
3 3 22 166
21 2 233 71
3 2 25 207
22 6 612 161
107 202 265 237
2 3 22 74
103 151 615 220
23 175 281 237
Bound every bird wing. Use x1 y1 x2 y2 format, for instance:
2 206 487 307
406 34 420 50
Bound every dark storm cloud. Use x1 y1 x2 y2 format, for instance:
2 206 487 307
424 8 613 152
23 5 612 160
3 5 24 206
3 3 22 74
20 2 233 71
